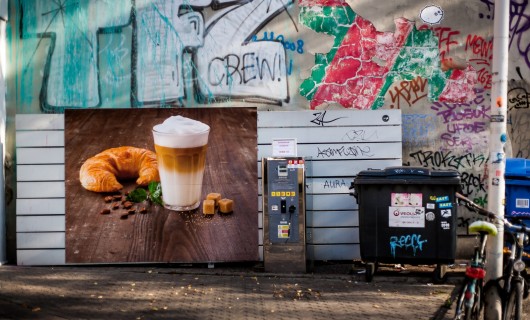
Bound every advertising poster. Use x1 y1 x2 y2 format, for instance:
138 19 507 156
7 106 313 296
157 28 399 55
65 108 258 263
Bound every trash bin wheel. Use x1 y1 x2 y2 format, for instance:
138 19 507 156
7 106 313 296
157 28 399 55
433 264 448 284
365 262 378 282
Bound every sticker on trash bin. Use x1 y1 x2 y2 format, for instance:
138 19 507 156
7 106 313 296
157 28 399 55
426 203 435 210
391 193 423 206
516 198 530 209
426 212 435 221
389 207 425 228
441 209 452 218
441 221 451 230
439 202 453 209
431 195 449 202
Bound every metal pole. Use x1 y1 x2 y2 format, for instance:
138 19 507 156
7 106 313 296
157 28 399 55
484 0 509 319
0 0 6 265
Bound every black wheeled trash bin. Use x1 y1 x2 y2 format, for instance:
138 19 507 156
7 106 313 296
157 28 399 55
353 167 460 282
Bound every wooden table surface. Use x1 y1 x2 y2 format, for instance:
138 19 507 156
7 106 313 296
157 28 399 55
65 108 258 263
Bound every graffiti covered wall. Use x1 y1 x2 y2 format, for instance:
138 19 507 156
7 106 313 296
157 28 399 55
7 0 530 237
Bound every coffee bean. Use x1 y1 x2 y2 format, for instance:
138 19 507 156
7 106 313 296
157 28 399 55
123 201 134 209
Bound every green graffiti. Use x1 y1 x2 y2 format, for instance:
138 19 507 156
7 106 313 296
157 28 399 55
299 6 356 100
371 26 450 110
299 4 467 110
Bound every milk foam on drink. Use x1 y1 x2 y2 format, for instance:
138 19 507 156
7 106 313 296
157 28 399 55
153 116 210 211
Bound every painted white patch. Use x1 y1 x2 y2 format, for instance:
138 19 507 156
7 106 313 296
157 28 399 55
420 5 444 25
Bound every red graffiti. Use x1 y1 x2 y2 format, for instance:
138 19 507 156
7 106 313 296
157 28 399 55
465 34 493 61
465 34 493 89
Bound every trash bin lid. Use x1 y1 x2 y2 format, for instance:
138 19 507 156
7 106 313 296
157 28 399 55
506 158 530 179
356 166 458 177
354 166 460 184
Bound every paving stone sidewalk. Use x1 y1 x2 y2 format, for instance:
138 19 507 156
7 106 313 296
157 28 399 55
0 264 463 320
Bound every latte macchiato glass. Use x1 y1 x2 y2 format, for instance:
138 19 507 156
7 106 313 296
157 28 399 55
152 116 210 211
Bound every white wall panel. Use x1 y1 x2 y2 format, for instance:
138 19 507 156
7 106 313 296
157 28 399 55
17 250 66 266
16 199 65 215
16 114 64 130
258 110 401 261
16 131 64 147
16 148 65 164
17 165 65 181
17 232 65 249
16 216 65 232
17 182 65 198
16 115 66 266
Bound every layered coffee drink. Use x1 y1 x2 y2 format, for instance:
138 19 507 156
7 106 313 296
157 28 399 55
152 116 210 211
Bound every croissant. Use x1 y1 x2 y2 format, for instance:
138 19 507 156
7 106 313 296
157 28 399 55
80 146 160 192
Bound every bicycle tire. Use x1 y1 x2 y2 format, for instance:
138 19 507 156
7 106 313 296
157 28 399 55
473 283 484 320
454 281 468 320
454 280 482 320
466 282 482 320
503 281 523 320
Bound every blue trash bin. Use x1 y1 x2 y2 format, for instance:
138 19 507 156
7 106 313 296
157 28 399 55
505 158 530 260
505 158 530 218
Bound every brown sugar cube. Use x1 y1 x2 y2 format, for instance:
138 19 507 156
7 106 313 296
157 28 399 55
203 200 215 215
206 193 222 206
218 199 234 214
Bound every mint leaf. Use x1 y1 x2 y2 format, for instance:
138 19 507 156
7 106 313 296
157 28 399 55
127 188 148 203
148 181 163 206
148 181 160 196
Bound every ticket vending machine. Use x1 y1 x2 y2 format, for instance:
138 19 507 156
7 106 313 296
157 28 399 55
262 157 306 273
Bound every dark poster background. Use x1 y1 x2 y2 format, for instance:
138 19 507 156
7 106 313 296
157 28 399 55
65 108 258 263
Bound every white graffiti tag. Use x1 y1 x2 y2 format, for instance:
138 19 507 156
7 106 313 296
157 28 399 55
196 0 291 102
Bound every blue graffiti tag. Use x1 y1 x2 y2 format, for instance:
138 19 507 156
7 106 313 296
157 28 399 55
390 234 428 258
251 32 305 54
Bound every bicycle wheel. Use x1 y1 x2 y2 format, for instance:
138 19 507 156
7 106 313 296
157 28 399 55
454 281 468 320
454 280 482 320
503 281 523 320
470 282 483 320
